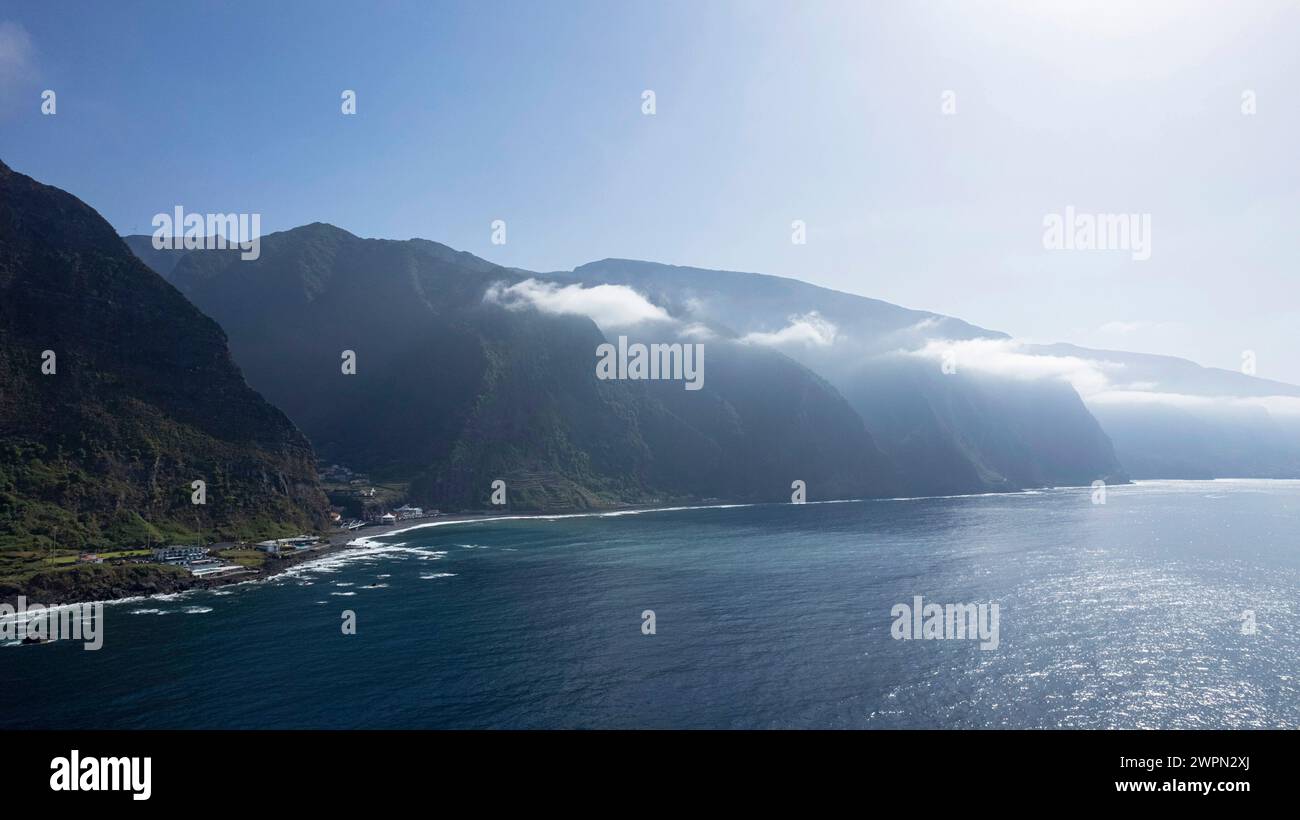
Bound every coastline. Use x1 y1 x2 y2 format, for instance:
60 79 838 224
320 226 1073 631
1 500 768 609
3 479 1242 610
0 513 496 610
0 504 709 610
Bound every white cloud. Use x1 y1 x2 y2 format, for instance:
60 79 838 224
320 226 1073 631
483 278 672 329
1088 390 1300 416
741 311 838 347
681 296 707 317
680 322 715 340
905 316 944 333
1250 395 1300 417
1088 390 1215 409
905 337 1300 420
909 338 1123 396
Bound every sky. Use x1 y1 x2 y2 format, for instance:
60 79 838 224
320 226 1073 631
2 0 1298 382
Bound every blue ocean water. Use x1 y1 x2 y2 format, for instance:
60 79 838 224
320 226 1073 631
3 480 1297 729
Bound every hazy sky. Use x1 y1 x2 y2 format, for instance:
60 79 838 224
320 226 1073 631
2 1 1297 382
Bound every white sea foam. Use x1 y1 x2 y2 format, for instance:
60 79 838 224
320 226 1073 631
0 600 109 627
374 498 892 546
375 502 763 540
274 540 434 581
879 488 1064 502
419 573 457 580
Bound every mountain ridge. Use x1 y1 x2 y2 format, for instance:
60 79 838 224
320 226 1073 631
122 222 1300 487
134 223 900 512
1 160 330 556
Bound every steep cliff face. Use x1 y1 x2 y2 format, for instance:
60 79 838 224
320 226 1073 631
842 358 1125 494
143 224 897 511
1030 343 1300 480
564 259 1127 493
0 160 328 550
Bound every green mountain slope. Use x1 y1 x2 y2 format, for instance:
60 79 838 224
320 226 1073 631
563 258 1126 493
140 224 897 510
0 160 329 553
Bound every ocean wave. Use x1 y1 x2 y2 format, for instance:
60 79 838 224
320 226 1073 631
375 502 765 540
370 494 1078 543
274 540 433 580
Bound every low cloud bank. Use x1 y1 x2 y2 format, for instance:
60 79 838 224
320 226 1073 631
907 337 1300 417
909 338 1121 397
484 279 672 328
740 312 838 347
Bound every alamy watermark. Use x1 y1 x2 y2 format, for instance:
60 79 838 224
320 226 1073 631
596 336 704 391
50 750 150 800
1042 206 1151 261
1241 350 1256 376
1 597 103 650
152 206 261 261
891 595 999 650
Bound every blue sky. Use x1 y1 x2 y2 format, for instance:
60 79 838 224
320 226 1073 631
2 0 1298 382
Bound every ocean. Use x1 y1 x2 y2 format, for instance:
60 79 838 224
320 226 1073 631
3 480 1297 729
